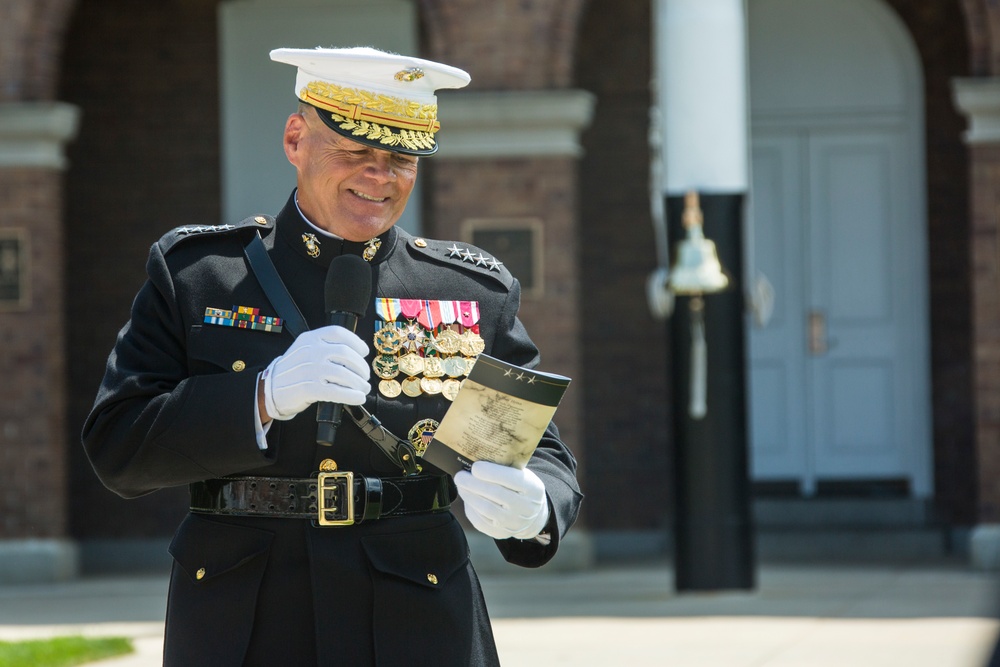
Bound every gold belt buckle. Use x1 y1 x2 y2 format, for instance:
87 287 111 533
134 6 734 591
317 471 355 526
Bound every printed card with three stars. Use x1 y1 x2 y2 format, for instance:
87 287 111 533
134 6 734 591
421 353 571 476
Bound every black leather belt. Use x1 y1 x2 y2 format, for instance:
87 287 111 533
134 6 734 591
189 473 453 526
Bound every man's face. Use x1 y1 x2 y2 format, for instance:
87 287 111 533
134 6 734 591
284 108 419 241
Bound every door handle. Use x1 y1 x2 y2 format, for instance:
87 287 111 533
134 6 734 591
808 310 827 355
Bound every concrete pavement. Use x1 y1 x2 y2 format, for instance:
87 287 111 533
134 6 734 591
1 559 999 666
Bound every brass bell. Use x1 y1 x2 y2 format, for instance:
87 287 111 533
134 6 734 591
667 191 729 295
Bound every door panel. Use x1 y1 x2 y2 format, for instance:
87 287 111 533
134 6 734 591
809 130 911 480
828 362 894 454
748 133 808 482
822 143 893 321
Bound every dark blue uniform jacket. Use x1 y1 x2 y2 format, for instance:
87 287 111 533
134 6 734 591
82 192 583 666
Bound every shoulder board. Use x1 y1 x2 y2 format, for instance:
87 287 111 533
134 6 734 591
404 234 514 289
157 214 275 255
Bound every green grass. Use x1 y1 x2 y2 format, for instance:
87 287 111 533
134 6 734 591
0 635 133 667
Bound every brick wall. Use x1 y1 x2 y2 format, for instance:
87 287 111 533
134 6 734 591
0 168 68 538
0 0 76 102
885 0 975 524
574 0 671 531
969 147 1000 522
419 0 585 89
60 0 222 538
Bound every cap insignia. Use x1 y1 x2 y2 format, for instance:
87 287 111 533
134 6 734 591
395 68 425 82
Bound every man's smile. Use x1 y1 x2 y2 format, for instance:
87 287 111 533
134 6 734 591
351 189 387 202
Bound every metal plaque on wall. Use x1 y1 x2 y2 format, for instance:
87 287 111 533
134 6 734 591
460 218 543 299
0 228 29 310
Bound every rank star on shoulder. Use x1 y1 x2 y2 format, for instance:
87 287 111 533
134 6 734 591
447 243 464 258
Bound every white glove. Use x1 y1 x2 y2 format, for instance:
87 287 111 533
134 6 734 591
455 461 550 540
262 325 371 421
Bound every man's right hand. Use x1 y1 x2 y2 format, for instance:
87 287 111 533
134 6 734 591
261 326 371 421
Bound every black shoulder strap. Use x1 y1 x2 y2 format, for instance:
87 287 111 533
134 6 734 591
244 231 309 338
243 231 419 475
345 406 420 476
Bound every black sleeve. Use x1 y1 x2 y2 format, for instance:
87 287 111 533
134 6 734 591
81 243 274 499
487 279 584 567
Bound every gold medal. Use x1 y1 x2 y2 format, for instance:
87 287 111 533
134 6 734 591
373 325 403 354
379 379 402 398
431 328 462 355
408 418 440 456
442 378 462 401
442 356 467 378
420 377 443 394
462 356 477 375
398 352 424 377
372 354 399 380
459 330 486 357
401 376 423 397
422 356 445 378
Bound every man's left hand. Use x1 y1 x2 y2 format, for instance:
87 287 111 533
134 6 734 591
455 461 550 540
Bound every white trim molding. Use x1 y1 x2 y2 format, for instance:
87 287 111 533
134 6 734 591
952 78 1000 144
436 89 596 159
0 102 80 169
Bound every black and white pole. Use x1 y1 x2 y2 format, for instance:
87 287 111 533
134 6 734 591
653 0 755 591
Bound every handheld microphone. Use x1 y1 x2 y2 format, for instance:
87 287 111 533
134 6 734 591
316 253 372 446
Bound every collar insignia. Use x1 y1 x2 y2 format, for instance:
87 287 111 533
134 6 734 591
363 237 382 262
302 232 321 258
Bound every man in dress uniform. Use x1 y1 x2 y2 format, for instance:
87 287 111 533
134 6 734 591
82 46 582 666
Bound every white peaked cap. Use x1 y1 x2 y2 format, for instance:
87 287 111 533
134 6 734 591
270 46 471 156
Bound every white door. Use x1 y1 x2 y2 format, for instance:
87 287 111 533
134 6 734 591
807 129 915 482
749 124 930 495
747 0 931 497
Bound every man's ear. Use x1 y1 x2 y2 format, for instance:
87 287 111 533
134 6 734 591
283 112 307 166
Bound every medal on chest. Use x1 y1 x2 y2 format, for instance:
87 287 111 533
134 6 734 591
372 298 484 403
